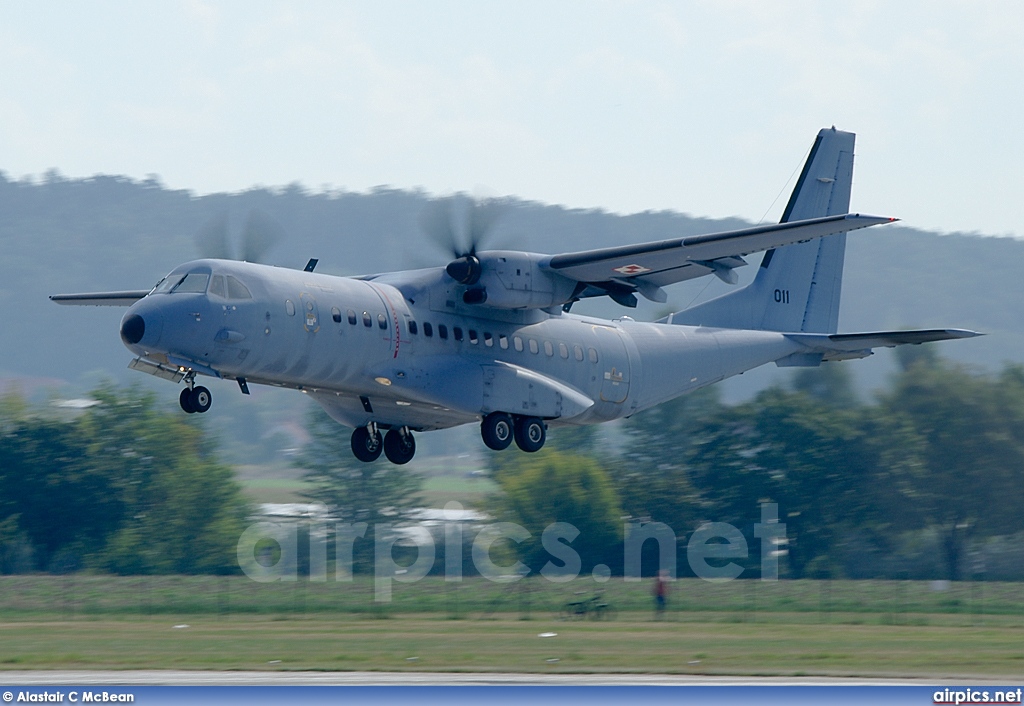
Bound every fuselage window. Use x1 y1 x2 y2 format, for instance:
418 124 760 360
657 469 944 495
377 313 387 329
172 273 210 294
574 344 584 361
484 332 493 347
286 299 296 316
499 334 508 350
331 307 342 323
529 339 539 354
469 330 479 344
454 327 464 342
588 347 599 363
544 341 554 357
408 320 418 335
226 276 252 300
423 322 433 337
208 275 226 298
363 312 372 327
438 324 448 340
559 342 569 359
347 309 357 325
513 336 524 352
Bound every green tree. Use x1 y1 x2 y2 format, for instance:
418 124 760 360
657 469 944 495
0 384 251 574
687 385 922 578
615 386 718 533
295 407 422 573
489 449 623 575
791 363 859 408
883 360 1024 579
81 384 251 574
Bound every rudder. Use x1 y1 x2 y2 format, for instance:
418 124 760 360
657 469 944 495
670 127 855 333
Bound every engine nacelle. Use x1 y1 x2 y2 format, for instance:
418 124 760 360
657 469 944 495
447 251 576 310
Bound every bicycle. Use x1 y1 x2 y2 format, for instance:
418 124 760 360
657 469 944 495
561 591 615 621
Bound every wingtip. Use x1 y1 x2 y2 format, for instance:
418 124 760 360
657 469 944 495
846 213 899 224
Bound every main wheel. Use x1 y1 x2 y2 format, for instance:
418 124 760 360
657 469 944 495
179 388 196 414
383 428 416 465
189 386 212 413
351 426 383 462
514 416 546 453
481 412 514 450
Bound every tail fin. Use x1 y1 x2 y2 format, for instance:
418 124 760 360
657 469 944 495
670 127 856 333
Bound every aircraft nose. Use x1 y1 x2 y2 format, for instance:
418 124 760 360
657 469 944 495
120 308 163 348
120 314 145 345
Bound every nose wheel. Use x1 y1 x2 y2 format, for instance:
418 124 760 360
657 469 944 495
179 385 212 414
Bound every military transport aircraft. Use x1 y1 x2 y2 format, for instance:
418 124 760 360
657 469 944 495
52 128 978 464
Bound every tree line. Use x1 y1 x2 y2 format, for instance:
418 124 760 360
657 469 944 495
487 348 1024 581
4 348 1023 582
0 385 250 574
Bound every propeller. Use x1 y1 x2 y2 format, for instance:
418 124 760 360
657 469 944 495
419 195 506 286
195 209 285 263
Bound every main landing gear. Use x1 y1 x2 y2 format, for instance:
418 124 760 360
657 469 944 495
481 412 546 453
351 424 417 465
178 375 212 414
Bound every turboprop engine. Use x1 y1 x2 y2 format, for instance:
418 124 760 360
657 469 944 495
445 250 578 310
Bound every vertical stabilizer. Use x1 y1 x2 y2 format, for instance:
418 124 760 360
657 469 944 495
670 127 855 333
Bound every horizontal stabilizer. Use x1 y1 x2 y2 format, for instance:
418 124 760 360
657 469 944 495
50 291 149 306
786 328 981 361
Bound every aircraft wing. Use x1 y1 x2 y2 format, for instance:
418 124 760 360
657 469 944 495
50 291 150 306
543 214 894 301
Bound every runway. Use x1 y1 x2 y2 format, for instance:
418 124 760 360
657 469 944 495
0 671 1007 686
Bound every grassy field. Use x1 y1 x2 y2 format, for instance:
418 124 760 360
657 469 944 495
235 467 496 505
1 617 1023 677
0 576 1022 677
2 575 1020 620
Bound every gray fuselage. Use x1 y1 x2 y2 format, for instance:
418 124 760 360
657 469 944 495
121 258 803 432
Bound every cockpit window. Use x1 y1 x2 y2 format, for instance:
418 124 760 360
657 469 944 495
171 273 210 294
226 276 252 300
154 276 180 294
208 275 226 298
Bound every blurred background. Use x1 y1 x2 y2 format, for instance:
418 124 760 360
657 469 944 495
1 3 1023 646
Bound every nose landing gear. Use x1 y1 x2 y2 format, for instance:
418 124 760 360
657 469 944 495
178 371 212 414
178 377 212 414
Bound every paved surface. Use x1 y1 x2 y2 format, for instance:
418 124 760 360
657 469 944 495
0 671 1006 686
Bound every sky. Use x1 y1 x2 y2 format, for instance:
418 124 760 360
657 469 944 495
1 1 1022 237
